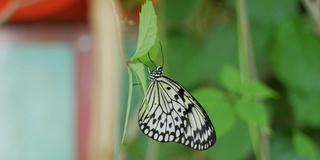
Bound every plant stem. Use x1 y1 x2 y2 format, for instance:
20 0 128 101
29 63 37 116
236 0 251 82
111 0 128 62
120 67 134 147
236 0 269 160
302 0 320 34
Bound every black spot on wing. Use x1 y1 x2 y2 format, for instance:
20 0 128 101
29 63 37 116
177 88 185 102
185 103 193 113
160 122 164 128
153 119 157 124
174 94 179 100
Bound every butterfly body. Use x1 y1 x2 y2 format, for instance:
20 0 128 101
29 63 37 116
138 66 216 150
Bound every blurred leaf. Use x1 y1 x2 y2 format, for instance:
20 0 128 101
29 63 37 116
235 99 268 128
270 16 320 126
212 102 234 137
221 64 276 101
293 131 317 160
290 92 320 126
158 141 194 160
270 132 304 160
240 80 277 99
192 88 235 137
270 16 320 94
208 117 252 159
220 64 241 92
131 1 157 60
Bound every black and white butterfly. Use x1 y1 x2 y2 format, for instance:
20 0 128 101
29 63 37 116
138 65 216 150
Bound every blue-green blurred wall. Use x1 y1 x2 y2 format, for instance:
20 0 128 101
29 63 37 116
0 42 75 160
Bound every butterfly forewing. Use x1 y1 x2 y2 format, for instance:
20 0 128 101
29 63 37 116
138 80 186 142
138 66 216 150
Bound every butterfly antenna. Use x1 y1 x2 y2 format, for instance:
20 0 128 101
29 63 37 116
148 52 157 68
159 41 164 69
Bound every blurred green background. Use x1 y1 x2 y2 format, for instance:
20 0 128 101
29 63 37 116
121 0 320 159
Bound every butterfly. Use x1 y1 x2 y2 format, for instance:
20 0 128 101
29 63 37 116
138 66 216 150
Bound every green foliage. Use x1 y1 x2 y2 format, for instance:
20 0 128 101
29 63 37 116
293 131 317 160
220 65 272 127
270 16 320 127
122 0 320 159
130 0 158 61
220 64 242 92
129 63 148 94
241 80 276 99
208 117 252 159
235 99 268 128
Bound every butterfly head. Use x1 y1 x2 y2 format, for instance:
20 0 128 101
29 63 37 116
149 66 163 81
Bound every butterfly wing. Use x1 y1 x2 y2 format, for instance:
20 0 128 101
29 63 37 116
138 80 187 143
138 76 216 150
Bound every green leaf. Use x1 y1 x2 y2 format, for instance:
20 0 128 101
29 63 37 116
135 37 159 64
235 99 268 128
270 16 320 94
240 80 277 100
192 88 235 137
129 63 148 94
270 17 320 127
208 117 252 159
212 101 234 137
130 1 157 61
220 64 241 92
293 131 317 160
290 92 320 126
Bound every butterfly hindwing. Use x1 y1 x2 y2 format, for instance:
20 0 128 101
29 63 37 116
138 67 216 150
161 76 216 150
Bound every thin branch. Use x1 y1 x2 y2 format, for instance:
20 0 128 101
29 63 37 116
111 0 128 63
236 0 269 159
302 0 320 34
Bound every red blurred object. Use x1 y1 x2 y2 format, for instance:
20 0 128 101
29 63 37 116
0 0 87 23
116 0 159 24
